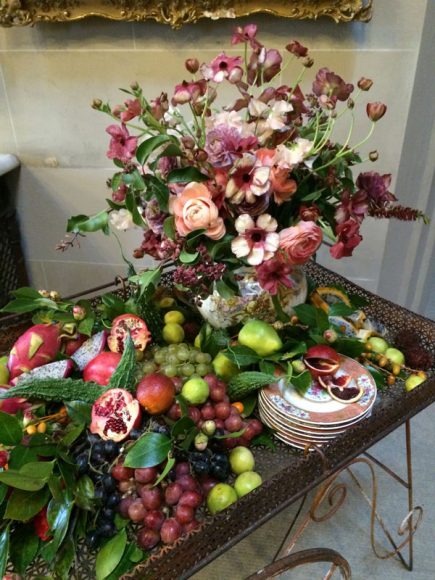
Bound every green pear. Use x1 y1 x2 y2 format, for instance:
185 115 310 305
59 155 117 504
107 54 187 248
238 320 282 358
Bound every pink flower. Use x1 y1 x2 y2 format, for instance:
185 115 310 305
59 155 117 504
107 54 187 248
201 53 243 83
170 182 225 240
330 218 362 259
205 125 258 168
172 80 207 105
335 190 368 224
106 124 138 163
150 92 169 121
270 167 297 204
231 24 261 49
279 221 323 264
248 48 282 85
225 153 271 204
120 98 141 122
256 255 293 295
312 68 354 105
231 214 279 266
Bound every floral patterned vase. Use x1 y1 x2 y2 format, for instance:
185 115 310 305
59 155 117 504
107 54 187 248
197 266 307 328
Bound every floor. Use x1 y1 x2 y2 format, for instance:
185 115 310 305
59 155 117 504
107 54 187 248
192 405 435 580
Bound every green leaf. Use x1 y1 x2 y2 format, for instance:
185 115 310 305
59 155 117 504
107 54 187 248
0 470 47 491
251 431 277 451
334 338 365 358
122 169 145 191
67 211 109 234
105 544 146 580
259 360 276 375
124 433 172 469
7 445 38 470
109 334 138 392
74 475 95 511
20 460 55 480
0 483 8 505
61 423 85 447
65 401 92 425
0 525 10 578
291 371 312 396
129 268 161 298
96 529 127 580
215 428 246 439
125 191 145 227
225 345 260 368
280 342 307 360
144 175 170 212
179 249 199 264
136 135 173 165
5 486 50 521
9 524 39 575
0 411 23 446
171 416 195 438
328 303 356 317
154 456 175 486
54 537 75 579
163 216 176 240
215 279 235 299
167 167 208 183
240 394 257 418
316 308 330 333
175 394 189 417
293 304 318 327
200 326 229 359
0 288 60 314
41 492 74 562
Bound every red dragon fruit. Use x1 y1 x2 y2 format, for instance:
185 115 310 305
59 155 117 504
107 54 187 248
7 324 61 380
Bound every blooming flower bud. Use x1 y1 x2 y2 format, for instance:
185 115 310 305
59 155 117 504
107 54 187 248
358 77 373 91
72 305 86 321
38 289 50 298
185 58 200 74
91 99 102 110
286 40 308 58
369 150 379 162
301 56 314 68
130 81 139 91
367 102 387 122
347 98 355 109
323 329 338 343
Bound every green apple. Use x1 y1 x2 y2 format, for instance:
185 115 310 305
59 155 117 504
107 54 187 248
181 377 209 405
229 446 255 475
385 348 405 366
405 373 427 392
238 320 282 357
367 337 389 354
0 356 9 385
234 471 263 498
212 352 239 381
207 483 238 515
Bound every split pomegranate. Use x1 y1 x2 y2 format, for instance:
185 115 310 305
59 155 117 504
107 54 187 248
90 388 141 442
303 344 340 377
107 314 151 353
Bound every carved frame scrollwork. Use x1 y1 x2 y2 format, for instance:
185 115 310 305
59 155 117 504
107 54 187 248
0 1 373 28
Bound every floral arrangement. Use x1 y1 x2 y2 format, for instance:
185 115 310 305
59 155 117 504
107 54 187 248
64 24 425 304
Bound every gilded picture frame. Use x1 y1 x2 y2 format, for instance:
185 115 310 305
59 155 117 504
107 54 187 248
0 1 372 28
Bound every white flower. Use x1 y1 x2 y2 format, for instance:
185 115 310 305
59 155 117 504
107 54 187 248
248 98 269 117
275 138 314 168
109 209 136 231
231 213 280 265
266 100 293 130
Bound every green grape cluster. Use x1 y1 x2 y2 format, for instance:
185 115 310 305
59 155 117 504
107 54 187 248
142 343 212 378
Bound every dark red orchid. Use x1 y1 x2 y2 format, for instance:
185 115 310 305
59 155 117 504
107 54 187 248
330 218 363 259
312 67 354 105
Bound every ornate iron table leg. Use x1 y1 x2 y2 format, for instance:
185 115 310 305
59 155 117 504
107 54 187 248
274 419 423 572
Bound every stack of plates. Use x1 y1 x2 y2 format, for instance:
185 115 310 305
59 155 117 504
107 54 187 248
258 355 377 449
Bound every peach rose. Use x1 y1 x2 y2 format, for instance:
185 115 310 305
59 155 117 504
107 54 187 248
279 221 322 264
170 182 225 240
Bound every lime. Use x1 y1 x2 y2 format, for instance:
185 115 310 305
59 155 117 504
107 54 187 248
207 483 238 515
212 352 239 380
164 310 185 325
234 471 262 498
162 323 185 344
229 446 255 475
181 377 209 405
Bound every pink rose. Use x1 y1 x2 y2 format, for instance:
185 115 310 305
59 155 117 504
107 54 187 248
170 182 226 240
279 221 322 264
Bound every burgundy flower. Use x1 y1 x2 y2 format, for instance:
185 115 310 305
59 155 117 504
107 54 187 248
299 204 320 222
185 58 200 74
255 254 293 295
367 102 387 122
312 68 354 105
356 172 396 204
106 124 138 163
144 199 167 234
335 190 368 224
205 125 258 168
120 98 141 122
358 77 373 91
231 24 262 49
330 218 362 259
248 48 282 85
286 40 308 58
139 230 181 261
33 507 51 542
112 182 127 203
150 92 169 121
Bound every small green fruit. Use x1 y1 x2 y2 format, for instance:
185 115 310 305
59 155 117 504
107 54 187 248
385 348 405 366
367 337 389 354
405 373 427 392
238 320 282 357
234 471 263 498
164 310 185 325
229 446 255 475
212 352 239 380
181 377 210 405
207 483 238 515
162 323 185 344
0 356 9 385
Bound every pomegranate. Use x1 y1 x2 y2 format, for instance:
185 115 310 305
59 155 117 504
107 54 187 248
303 344 340 377
83 352 122 386
90 388 141 442
107 314 151 353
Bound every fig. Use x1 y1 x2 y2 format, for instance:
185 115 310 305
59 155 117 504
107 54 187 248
303 344 340 377
90 388 141 442
108 314 151 353
238 320 282 357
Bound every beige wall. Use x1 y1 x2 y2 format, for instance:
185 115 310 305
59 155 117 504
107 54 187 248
0 0 428 296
